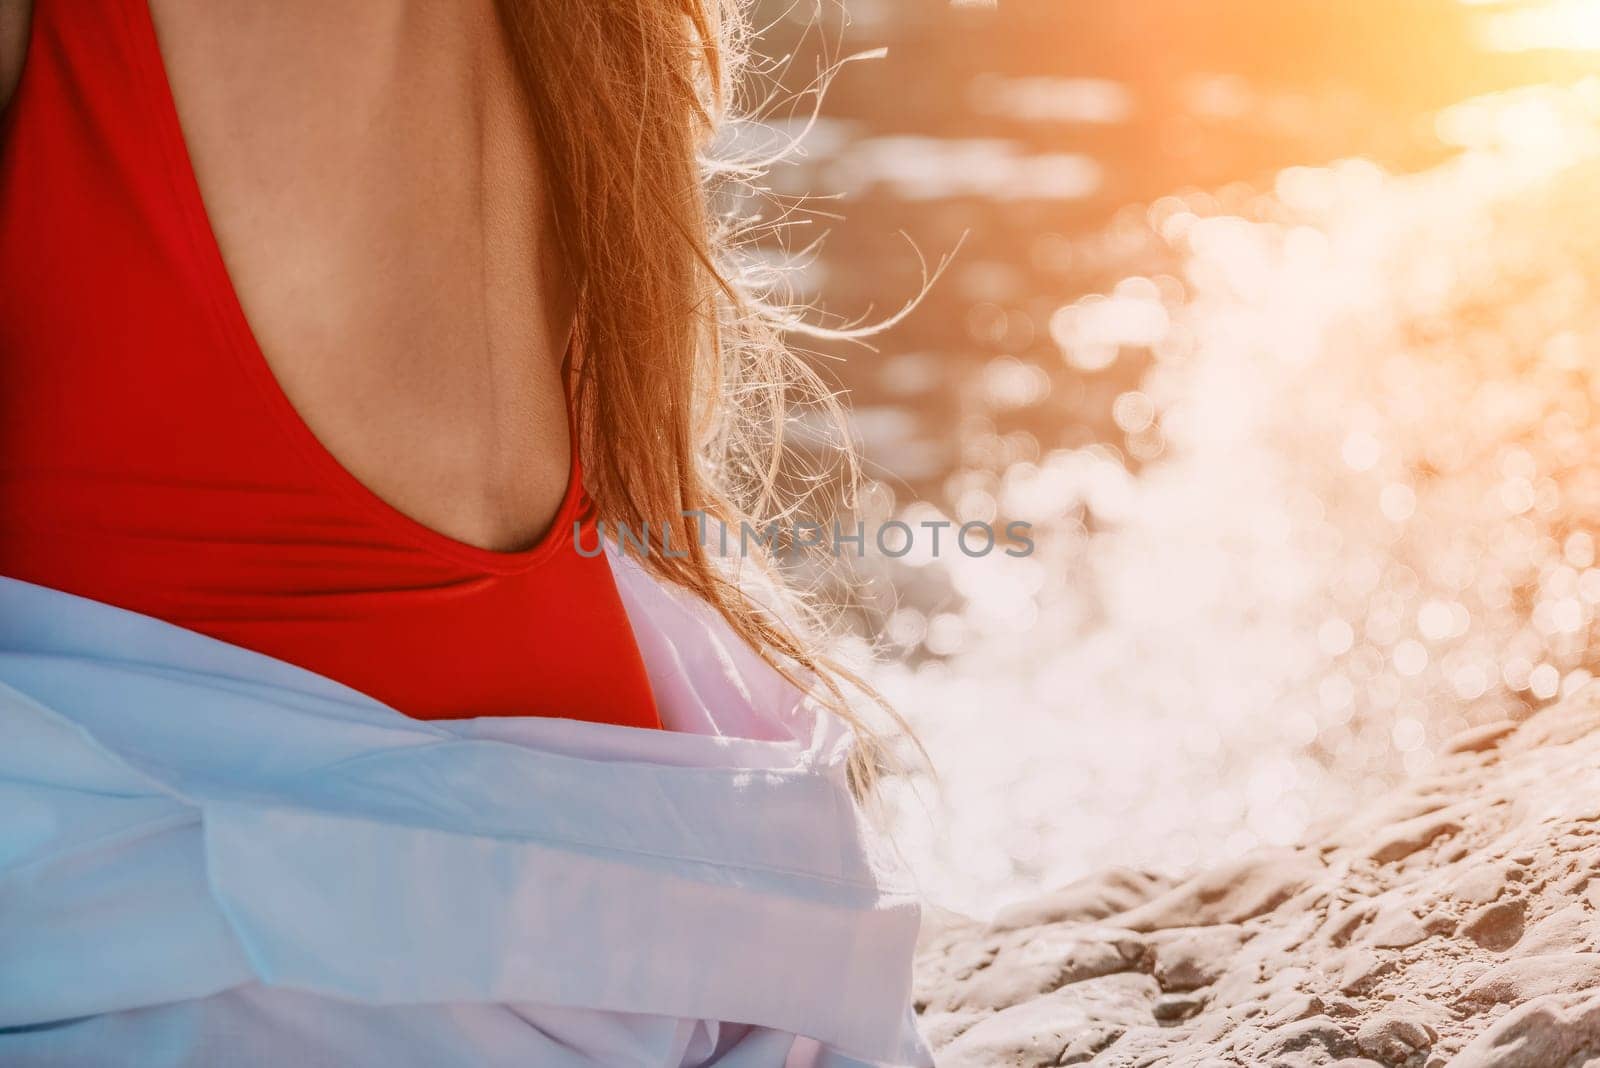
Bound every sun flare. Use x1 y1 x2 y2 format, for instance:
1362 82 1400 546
1479 0 1600 51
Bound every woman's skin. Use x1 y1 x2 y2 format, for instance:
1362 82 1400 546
0 0 576 554
0 3 27 109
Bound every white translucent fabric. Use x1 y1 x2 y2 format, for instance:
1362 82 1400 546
0 554 931 1067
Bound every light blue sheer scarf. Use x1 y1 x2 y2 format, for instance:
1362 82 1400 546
0 554 930 1067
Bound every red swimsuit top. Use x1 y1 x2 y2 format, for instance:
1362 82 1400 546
0 0 662 729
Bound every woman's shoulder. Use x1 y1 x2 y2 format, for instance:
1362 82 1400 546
0 0 31 113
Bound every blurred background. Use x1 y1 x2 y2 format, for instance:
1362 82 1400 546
740 0 1600 917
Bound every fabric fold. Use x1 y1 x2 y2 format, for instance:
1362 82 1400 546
0 561 931 1067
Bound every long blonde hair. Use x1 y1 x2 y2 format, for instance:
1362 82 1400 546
495 0 907 788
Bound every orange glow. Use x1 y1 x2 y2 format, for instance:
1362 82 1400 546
753 0 1600 913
